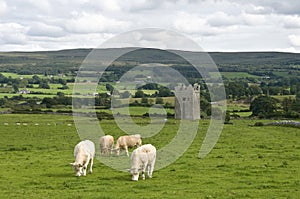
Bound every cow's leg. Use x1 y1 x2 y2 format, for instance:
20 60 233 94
147 164 151 177
149 161 155 178
110 144 113 155
125 146 129 157
142 162 147 180
83 155 90 176
115 148 120 156
89 156 94 174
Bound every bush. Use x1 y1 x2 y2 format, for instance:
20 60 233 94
254 122 264 126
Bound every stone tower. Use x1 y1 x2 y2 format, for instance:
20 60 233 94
175 83 200 120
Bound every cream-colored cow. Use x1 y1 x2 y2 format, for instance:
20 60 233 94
99 135 114 155
70 140 95 177
115 134 142 156
129 144 156 181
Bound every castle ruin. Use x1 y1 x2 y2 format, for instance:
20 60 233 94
174 83 200 120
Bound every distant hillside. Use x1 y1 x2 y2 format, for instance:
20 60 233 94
0 48 300 76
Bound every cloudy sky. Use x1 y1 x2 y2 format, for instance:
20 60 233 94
0 0 300 52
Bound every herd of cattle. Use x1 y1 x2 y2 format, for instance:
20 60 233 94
69 134 156 181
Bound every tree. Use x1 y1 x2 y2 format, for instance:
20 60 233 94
141 97 149 105
12 84 19 93
224 111 231 124
158 87 173 97
105 83 114 94
141 83 158 90
39 80 50 89
296 91 300 100
32 75 41 84
282 97 293 114
250 96 278 117
134 90 144 98
155 97 164 104
247 85 262 97
120 91 131 98
42 97 56 108
226 82 246 100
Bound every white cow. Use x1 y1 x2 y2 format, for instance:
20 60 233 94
115 134 142 156
99 135 114 155
70 140 95 177
129 144 156 181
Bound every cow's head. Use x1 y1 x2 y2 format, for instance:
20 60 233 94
128 168 140 181
70 163 86 177
114 148 120 156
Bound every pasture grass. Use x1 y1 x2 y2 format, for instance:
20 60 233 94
0 114 299 198
220 72 260 79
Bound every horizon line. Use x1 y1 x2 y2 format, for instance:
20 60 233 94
0 47 299 54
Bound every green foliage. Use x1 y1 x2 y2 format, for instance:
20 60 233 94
250 96 278 117
157 87 173 97
155 97 164 105
105 83 114 94
134 90 145 98
1 48 300 120
120 91 131 98
224 111 231 123
141 97 148 105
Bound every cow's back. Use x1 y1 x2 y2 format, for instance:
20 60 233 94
132 144 156 162
100 135 114 147
75 140 95 157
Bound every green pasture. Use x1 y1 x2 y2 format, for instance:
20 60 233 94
0 114 299 198
227 103 249 112
0 93 57 99
0 72 74 80
271 95 296 101
209 72 259 79
105 106 174 115
220 72 260 79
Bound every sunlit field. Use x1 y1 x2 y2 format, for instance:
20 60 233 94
0 114 299 198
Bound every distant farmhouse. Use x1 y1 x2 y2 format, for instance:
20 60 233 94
19 89 30 94
175 83 200 120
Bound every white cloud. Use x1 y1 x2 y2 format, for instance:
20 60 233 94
282 15 300 29
0 23 27 45
124 0 161 12
0 0 299 52
0 0 8 15
207 12 240 27
27 23 66 37
65 12 131 34
24 0 52 14
244 4 272 15
173 12 208 34
289 35 300 47
242 13 267 26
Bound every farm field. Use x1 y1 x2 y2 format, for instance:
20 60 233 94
221 72 260 79
0 114 299 198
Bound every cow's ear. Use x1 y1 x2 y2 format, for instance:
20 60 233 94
70 163 75 166
126 169 131 173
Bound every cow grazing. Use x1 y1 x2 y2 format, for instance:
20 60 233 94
129 144 156 181
115 134 142 156
99 135 114 155
70 140 95 177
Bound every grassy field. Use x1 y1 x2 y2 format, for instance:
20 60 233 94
0 114 299 198
221 72 260 79
208 72 260 79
